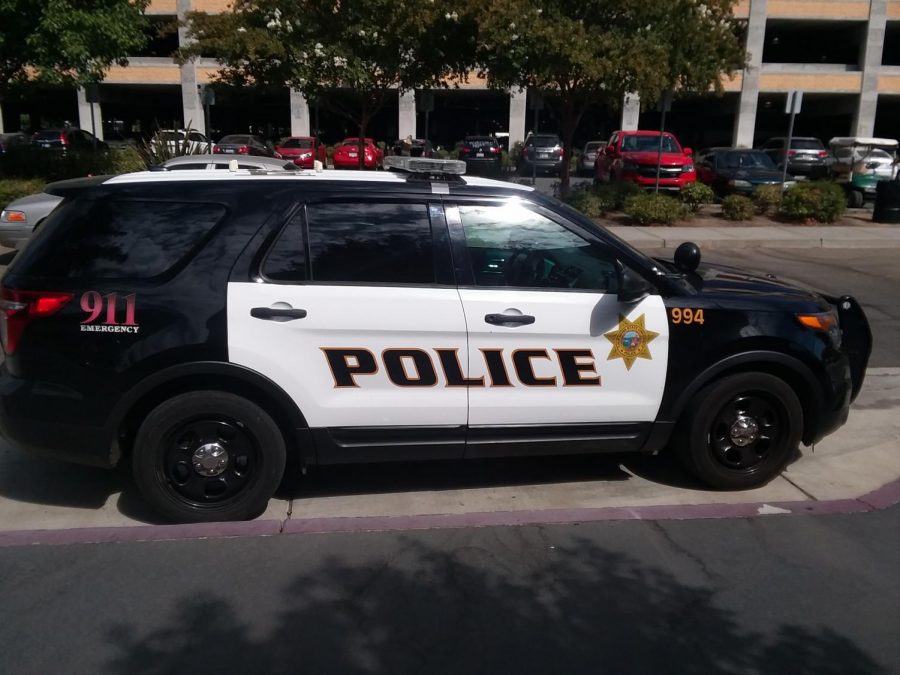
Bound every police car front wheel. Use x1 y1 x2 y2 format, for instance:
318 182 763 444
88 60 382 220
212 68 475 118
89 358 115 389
676 373 803 490
132 391 287 523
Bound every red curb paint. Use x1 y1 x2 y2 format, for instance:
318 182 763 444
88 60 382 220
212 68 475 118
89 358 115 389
856 478 900 510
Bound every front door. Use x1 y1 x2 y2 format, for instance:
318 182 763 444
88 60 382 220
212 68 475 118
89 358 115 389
227 198 467 460
447 199 669 453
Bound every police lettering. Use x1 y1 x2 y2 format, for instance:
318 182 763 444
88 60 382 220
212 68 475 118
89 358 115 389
322 347 601 388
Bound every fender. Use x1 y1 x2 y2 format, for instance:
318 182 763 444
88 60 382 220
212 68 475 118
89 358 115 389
659 350 824 431
105 361 312 465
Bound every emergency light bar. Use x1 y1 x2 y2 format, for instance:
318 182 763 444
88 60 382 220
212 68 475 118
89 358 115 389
384 156 467 175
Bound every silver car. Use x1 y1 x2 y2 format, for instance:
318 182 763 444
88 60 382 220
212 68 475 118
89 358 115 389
580 140 604 176
0 155 298 249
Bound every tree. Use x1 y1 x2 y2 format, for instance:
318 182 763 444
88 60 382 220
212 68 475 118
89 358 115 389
181 0 473 169
472 0 745 195
0 0 150 97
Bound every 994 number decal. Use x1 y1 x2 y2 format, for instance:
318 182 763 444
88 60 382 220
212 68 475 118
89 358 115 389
671 308 705 325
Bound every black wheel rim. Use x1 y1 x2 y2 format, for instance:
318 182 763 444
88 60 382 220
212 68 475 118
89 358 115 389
708 392 785 474
161 417 260 508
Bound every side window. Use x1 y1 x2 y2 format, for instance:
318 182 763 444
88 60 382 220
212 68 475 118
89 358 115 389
169 163 209 170
264 202 435 285
458 203 619 292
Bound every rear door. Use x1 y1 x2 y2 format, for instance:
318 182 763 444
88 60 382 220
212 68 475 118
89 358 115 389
227 196 468 460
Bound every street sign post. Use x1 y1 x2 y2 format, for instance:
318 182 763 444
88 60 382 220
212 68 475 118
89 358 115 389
529 91 543 186
654 89 674 194
782 90 803 190
85 83 100 148
417 91 434 143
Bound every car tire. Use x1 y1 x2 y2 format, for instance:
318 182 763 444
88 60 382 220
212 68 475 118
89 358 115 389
848 189 864 208
674 373 802 490
132 390 287 523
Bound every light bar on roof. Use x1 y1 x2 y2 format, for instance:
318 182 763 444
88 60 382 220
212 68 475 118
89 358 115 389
384 156 466 175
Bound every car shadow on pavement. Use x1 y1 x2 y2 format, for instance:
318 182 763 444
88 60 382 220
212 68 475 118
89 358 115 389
94 535 886 675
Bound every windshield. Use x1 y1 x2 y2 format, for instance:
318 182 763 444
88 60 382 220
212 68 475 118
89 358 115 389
719 151 776 170
530 135 561 147
466 137 497 148
281 138 313 148
621 135 680 153
791 139 825 150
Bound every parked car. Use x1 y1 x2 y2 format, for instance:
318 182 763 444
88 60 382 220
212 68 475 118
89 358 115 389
517 133 565 176
0 155 298 249
390 138 434 158
595 130 696 191
31 128 108 152
579 141 604 176
695 148 794 195
458 135 502 175
332 137 384 169
759 137 829 178
151 129 211 154
0 132 29 154
102 130 136 149
0 158 872 522
213 134 278 158
274 136 327 168
828 137 898 207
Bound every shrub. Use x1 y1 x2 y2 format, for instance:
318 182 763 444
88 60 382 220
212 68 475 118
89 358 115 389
680 181 715 213
0 178 45 207
561 181 643 217
624 193 688 225
778 181 846 223
0 146 117 181
721 194 754 221
753 184 783 215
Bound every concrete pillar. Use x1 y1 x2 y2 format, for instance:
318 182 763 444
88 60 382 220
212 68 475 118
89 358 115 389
398 90 416 139
620 93 640 131
289 89 310 136
733 0 766 147
854 0 886 137
76 88 104 140
508 88 527 147
177 0 205 135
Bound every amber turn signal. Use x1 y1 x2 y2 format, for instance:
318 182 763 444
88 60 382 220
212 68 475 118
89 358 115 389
0 210 26 223
796 312 837 331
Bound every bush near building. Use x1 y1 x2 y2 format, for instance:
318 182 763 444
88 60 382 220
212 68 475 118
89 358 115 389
624 193 689 225
779 181 846 223
721 194 754 221
561 181 642 218
680 181 715 213
753 184 783 215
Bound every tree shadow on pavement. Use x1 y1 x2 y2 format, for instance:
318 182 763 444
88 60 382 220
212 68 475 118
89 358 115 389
101 536 885 675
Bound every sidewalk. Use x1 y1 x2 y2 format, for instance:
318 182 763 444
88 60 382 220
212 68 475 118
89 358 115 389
609 225 900 249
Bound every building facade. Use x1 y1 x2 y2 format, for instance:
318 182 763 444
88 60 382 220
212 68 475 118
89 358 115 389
2 0 900 149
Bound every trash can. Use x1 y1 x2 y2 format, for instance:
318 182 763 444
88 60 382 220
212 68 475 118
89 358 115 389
872 180 900 223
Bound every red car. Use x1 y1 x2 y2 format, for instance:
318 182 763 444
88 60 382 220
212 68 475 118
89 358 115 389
332 137 384 170
275 136 327 168
595 130 696 191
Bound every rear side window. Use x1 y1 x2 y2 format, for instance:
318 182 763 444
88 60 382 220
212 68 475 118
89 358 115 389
18 200 224 280
263 202 434 285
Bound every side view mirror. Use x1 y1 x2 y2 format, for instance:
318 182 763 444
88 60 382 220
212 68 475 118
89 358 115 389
617 263 654 303
683 147 693 156
674 241 702 272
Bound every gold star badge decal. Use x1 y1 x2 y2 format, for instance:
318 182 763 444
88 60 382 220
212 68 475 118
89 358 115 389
604 314 659 371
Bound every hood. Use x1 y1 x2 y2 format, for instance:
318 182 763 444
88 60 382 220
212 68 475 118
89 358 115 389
689 261 829 310
623 150 691 165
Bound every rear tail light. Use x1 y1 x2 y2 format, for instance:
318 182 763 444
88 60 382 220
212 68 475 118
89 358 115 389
1 210 26 223
558 148 564 157
212 145 220 153
522 147 529 158
238 146 249 154
59 132 68 146
0 288 73 355
490 146 500 154
818 150 829 158
787 150 797 157
461 147 470 155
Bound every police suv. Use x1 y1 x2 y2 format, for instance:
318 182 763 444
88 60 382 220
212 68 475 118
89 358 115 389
0 158 872 523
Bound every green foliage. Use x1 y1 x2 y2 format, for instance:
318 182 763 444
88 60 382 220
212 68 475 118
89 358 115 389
563 185 607 218
0 146 144 182
680 182 715 213
561 181 643 218
624 193 689 225
133 130 209 167
779 181 847 223
0 0 150 94
753 184 783 215
721 194 754 221
0 178 45 207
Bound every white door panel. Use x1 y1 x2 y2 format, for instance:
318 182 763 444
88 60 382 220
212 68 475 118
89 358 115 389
227 283 468 428
460 289 669 425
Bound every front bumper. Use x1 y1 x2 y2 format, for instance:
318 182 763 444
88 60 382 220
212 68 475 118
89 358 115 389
623 172 696 191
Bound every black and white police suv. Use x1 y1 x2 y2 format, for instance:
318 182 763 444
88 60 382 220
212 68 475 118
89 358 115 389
0 158 872 522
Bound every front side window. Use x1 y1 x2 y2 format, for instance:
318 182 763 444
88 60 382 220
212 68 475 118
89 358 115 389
263 202 435 285
458 203 618 292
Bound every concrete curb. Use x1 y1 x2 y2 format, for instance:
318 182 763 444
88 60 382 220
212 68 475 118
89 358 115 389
608 225 900 250
1 479 897 548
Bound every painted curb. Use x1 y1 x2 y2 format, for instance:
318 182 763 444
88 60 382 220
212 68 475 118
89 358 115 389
0 479 897 548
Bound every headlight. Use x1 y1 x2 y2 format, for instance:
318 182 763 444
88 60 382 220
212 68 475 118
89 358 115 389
299 152 312 160
682 164 694 172
728 179 752 188
0 210 26 223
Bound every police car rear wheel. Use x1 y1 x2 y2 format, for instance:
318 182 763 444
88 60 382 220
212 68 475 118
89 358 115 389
676 373 802 490
132 391 286 523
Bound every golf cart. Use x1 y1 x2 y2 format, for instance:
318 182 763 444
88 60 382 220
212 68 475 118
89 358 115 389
828 137 898 208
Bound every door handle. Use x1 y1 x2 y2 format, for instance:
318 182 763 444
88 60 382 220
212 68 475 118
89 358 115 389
485 313 535 326
250 307 307 321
